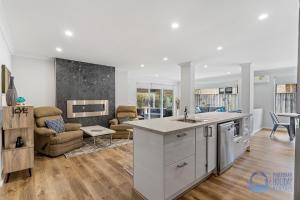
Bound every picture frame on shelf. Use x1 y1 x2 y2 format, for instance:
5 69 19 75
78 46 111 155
2 64 11 94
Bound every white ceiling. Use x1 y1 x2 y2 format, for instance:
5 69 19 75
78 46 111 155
2 0 299 81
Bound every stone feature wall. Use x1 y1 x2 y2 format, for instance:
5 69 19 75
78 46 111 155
55 58 115 127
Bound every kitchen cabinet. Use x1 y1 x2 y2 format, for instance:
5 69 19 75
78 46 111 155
196 127 206 179
130 112 251 200
234 117 251 159
207 125 217 173
196 125 217 179
242 116 251 152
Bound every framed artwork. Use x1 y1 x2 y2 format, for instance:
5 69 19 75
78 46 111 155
2 65 11 94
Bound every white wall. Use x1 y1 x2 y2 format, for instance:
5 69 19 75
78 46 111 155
253 108 263 133
0 34 11 69
254 67 297 128
13 56 55 107
115 70 129 107
195 74 240 89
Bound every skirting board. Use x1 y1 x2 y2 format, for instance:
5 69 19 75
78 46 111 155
262 127 289 133
251 128 263 135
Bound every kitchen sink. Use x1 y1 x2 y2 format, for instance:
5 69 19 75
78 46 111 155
176 118 198 123
176 118 210 123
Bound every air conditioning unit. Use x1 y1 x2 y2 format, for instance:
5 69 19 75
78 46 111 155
254 75 270 84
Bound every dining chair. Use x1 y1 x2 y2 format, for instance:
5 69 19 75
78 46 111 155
269 112 291 138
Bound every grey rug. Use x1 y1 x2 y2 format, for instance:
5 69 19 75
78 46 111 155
64 137 133 158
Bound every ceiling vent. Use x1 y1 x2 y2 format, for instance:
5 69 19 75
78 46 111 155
254 75 270 84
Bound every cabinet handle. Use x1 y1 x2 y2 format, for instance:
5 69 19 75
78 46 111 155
177 162 188 168
177 133 187 138
208 127 213 137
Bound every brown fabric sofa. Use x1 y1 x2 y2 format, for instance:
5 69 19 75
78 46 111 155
109 105 138 139
34 106 83 157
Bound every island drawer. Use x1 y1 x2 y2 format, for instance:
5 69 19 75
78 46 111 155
164 129 195 166
165 155 195 199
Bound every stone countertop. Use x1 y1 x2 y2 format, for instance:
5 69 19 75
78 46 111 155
126 112 251 135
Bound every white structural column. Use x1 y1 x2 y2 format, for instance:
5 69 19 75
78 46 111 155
179 61 195 115
294 4 300 199
115 69 129 107
239 63 254 114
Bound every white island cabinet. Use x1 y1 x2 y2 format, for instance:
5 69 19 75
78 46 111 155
133 127 197 200
128 112 251 200
133 125 217 200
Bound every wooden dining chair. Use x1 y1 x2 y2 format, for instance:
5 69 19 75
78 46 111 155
269 112 291 138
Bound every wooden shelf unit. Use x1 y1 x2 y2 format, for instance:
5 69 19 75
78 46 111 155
2 106 34 182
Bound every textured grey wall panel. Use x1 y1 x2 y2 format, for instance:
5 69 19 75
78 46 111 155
55 58 115 127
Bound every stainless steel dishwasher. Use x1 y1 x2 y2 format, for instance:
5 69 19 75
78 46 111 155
217 121 235 175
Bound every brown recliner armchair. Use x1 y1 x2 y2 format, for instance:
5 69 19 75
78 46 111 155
34 106 83 157
109 105 138 139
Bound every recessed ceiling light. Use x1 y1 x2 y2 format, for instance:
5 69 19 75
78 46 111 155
155 74 159 77
227 72 231 75
258 13 269 21
140 64 145 68
56 47 62 52
171 22 180 29
204 65 208 68
65 30 73 37
163 57 168 61
217 46 223 51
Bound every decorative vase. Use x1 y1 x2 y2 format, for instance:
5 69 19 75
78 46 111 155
16 136 24 148
6 76 18 106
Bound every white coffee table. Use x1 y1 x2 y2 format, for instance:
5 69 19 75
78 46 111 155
80 125 116 146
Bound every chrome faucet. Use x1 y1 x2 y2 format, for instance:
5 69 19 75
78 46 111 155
184 106 188 121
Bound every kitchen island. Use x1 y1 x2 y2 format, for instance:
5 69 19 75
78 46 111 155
127 112 251 200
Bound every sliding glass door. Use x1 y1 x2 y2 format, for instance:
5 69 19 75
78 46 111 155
149 89 162 118
136 84 175 119
163 89 174 117
136 88 150 119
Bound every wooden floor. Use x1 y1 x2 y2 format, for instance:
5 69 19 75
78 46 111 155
0 130 294 200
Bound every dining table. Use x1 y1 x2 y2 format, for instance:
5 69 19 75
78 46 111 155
276 113 300 141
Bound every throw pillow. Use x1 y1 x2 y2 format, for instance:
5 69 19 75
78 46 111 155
45 117 65 133
118 116 129 124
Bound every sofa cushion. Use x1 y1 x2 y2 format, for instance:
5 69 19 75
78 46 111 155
117 112 137 119
36 115 62 127
110 124 133 131
118 116 129 124
64 123 81 132
117 105 137 113
45 117 65 133
34 107 63 118
49 130 83 145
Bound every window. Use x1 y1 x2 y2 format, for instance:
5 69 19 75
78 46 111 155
149 89 162 118
275 84 296 113
137 88 150 119
194 87 239 112
136 85 174 119
163 90 174 117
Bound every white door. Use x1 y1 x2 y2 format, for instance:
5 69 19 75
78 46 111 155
196 127 207 179
207 125 217 173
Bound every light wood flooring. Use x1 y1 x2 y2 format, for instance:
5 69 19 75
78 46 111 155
0 130 295 200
